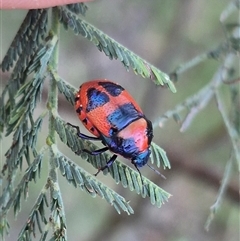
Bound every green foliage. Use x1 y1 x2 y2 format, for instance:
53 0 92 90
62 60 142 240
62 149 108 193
0 3 174 240
155 0 240 232
51 146 135 214
57 5 176 92
53 115 170 203
1 1 239 240
1 9 48 72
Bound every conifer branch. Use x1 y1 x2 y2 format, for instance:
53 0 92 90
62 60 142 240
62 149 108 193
18 187 49 240
0 147 47 220
1 9 48 72
53 115 171 207
46 8 68 241
215 86 240 166
156 53 237 131
49 69 76 105
50 145 134 215
51 73 171 171
169 42 230 82
205 155 234 231
57 6 176 92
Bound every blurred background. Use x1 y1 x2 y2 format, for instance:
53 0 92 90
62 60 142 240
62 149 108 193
0 0 239 241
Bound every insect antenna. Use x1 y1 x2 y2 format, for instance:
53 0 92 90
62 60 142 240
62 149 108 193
147 164 166 179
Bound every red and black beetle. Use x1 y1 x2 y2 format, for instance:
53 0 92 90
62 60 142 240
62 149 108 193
70 79 153 178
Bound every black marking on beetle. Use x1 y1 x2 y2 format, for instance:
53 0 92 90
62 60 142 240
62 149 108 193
75 96 80 102
109 127 118 136
145 118 153 145
86 88 109 112
82 118 88 124
90 127 95 132
99 81 124 97
76 106 82 114
107 103 141 134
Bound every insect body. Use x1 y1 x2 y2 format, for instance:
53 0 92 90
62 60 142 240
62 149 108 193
73 79 153 176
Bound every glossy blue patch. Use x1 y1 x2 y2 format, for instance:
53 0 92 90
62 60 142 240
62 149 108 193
107 103 141 133
101 135 138 159
86 88 109 112
99 81 124 97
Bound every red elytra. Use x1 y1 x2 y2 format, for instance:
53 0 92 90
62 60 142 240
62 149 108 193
71 79 153 180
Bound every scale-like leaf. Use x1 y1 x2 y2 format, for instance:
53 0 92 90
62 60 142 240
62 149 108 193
0 148 46 219
50 71 76 105
150 142 171 169
51 147 134 215
18 191 49 241
1 9 48 72
53 115 171 208
57 6 176 93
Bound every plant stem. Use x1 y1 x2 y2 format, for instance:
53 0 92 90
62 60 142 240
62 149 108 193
48 8 60 144
47 8 67 239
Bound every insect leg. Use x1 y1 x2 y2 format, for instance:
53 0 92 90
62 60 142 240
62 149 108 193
132 161 144 187
83 147 109 155
67 122 100 141
94 154 117 176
